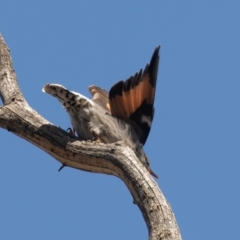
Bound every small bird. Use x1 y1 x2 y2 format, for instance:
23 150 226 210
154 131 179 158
43 46 160 178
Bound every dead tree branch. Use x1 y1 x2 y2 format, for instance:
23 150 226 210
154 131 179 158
0 35 181 240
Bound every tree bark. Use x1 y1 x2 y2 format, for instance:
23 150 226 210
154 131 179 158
0 34 182 240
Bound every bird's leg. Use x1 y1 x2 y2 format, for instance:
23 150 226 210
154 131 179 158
91 131 103 143
67 127 76 137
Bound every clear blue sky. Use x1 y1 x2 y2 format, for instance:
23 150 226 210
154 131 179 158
1 1 240 239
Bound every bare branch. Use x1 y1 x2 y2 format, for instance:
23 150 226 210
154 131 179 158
0 34 182 240
0 36 25 104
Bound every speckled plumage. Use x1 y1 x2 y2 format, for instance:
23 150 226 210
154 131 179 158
42 84 152 175
42 47 160 178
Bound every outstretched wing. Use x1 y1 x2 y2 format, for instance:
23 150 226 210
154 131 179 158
88 85 110 112
109 46 160 145
88 46 160 145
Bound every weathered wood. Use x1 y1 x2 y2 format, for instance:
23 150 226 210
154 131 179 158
0 34 181 240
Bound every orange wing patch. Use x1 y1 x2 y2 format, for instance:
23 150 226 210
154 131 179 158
109 46 160 145
88 46 160 145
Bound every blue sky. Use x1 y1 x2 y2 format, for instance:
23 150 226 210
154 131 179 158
0 1 240 239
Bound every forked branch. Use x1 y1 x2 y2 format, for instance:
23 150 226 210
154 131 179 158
0 35 181 240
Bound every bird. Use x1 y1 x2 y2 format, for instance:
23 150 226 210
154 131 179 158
42 46 160 178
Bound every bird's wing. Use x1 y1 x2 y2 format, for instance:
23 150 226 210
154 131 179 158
88 46 160 145
109 46 160 145
88 85 110 112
